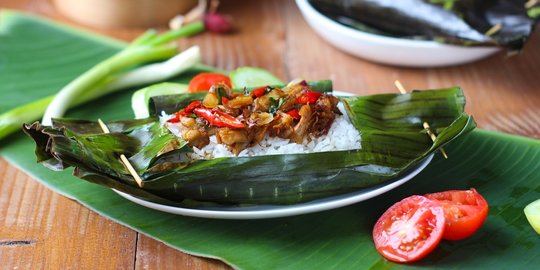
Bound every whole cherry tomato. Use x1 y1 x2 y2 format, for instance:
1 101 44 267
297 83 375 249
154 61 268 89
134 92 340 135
188 73 231 92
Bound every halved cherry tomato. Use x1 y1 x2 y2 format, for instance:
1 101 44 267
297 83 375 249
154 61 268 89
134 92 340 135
373 195 445 263
286 109 300 119
424 188 488 241
188 73 231 92
297 90 322 104
193 108 245 128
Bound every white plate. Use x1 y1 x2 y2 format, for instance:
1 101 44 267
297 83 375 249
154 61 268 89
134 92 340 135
114 154 433 219
295 0 500 67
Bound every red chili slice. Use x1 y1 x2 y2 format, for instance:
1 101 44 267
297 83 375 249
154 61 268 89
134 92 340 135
166 114 181 123
167 101 202 122
180 101 202 116
297 91 322 104
221 96 229 105
193 108 245 129
252 86 268 98
286 109 300 119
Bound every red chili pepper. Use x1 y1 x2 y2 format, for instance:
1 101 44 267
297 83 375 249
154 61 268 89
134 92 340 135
297 91 322 104
180 101 202 116
167 101 202 123
167 114 181 123
193 108 246 129
286 109 300 119
221 96 229 105
252 86 268 98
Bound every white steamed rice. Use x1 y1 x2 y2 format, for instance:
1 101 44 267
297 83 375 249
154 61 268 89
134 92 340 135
161 103 360 159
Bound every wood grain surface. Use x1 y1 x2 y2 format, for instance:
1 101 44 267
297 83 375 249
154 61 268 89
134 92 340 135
1 0 539 269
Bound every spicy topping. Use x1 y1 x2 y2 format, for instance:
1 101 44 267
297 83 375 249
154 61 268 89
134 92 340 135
168 80 339 154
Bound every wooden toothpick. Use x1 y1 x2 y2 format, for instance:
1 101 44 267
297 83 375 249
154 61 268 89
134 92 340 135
525 0 538 9
97 119 144 187
485 23 502 37
394 80 448 159
423 122 449 159
394 80 407 94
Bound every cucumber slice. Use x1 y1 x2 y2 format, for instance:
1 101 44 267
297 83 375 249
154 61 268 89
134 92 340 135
525 199 540 235
229 67 284 88
131 83 188 119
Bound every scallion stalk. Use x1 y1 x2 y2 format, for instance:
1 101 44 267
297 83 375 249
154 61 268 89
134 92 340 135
0 96 54 140
41 21 204 126
0 21 205 140
0 45 203 140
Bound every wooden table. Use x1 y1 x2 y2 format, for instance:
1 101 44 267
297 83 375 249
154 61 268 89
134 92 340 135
1 0 539 269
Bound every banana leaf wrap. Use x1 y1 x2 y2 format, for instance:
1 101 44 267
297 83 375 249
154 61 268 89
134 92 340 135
23 87 475 205
309 0 539 50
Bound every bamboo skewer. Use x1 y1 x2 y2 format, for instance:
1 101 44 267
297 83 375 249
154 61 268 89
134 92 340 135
97 119 144 187
394 81 448 159
394 81 407 95
525 0 538 9
485 23 502 37
423 122 449 159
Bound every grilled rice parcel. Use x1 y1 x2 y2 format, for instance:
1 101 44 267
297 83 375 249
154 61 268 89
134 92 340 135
24 78 475 205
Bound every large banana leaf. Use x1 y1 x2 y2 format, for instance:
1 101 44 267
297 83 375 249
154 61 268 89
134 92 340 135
1 10 539 269
309 0 539 50
23 87 474 205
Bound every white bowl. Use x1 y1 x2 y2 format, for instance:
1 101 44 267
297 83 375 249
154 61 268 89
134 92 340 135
295 0 500 67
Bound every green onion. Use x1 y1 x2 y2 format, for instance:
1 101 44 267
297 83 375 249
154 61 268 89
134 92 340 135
268 97 285 115
0 96 53 141
215 86 229 105
0 46 201 140
41 21 204 126
0 22 204 139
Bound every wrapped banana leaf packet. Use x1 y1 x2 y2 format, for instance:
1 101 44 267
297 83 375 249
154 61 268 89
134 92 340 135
24 86 475 206
310 0 540 50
